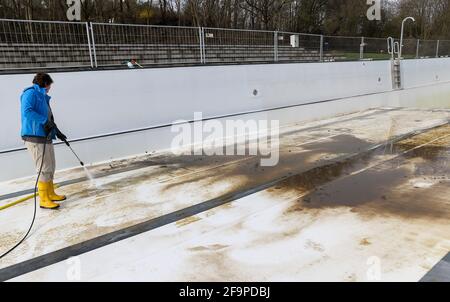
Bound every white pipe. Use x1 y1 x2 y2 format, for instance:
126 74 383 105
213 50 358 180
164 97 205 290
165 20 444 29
399 17 415 60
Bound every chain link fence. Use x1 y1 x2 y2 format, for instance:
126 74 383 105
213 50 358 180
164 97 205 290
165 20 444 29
0 18 449 72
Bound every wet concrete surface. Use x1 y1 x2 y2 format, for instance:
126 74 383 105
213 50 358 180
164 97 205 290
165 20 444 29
273 125 450 221
137 125 449 281
1 107 450 281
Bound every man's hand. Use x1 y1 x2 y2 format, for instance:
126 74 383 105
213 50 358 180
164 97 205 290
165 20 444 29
44 120 56 135
55 128 67 142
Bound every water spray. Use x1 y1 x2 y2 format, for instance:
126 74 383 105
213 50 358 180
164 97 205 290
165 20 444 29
60 138 99 188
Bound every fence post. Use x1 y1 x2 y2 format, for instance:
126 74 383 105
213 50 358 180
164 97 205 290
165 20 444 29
436 40 440 58
198 27 203 64
319 35 324 62
201 27 206 64
90 23 98 68
85 22 94 68
416 39 420 59
274 31 278 62
360 37 365 60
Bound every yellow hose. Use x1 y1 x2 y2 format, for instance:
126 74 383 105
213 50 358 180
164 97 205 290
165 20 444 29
0 193 36 211
0 184 60 211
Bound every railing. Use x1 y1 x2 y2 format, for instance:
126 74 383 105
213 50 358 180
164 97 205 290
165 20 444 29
202 28 274 64
90 22 202 67
0 18 449 72
275 31 322 62
0 19 92 70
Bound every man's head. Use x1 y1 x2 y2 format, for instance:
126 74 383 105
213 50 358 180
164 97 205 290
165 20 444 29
33 73 53 93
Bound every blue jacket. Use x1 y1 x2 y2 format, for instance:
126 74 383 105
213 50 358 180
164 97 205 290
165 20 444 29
20 84 56 140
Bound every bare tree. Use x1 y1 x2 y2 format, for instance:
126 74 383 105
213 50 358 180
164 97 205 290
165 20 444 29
239 0 291 30
0 0 448 39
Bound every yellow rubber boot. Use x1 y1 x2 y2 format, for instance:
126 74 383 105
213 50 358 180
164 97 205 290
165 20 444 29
38 181 60 210
48 181 67 202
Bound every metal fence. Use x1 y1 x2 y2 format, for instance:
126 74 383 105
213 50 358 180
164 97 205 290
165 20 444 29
323 36 362 61
91 22 201 67
363 37 393 60
0 19 92 70
440 40 450 58
203 28 274 63
276 32 322 62
0 18 449 72
418 39 439 58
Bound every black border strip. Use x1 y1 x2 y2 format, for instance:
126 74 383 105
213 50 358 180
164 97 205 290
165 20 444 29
0 123 445 281
420 253 450 282
0 175 285 282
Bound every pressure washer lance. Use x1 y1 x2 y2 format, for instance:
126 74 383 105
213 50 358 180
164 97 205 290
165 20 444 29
62 138 84 167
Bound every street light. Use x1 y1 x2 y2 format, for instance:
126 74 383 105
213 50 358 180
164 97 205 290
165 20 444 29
399 17 415 60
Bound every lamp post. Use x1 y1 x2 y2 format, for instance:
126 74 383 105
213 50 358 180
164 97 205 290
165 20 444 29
399 17 415 60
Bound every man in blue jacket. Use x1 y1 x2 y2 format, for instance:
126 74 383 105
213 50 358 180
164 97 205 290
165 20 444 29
21 73 67 210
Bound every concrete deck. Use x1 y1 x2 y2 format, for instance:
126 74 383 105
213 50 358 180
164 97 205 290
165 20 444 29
0 107 449 281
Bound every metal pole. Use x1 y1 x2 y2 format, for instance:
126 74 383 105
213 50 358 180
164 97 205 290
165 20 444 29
319 35 324 62
85 22 94 68
436 40 440 58
198 27 203 64
416 39 420 58
201 27 206 64
90 23 98 68
399 17 415 60
360 37 365 60
274 31 278 62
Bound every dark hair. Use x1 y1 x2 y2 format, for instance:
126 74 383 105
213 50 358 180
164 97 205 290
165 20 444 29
32 73 53 88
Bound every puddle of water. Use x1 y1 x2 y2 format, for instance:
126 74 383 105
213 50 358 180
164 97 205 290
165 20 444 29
271 125 450 220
